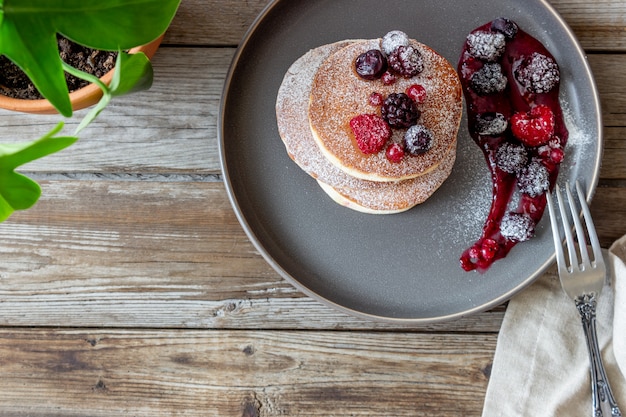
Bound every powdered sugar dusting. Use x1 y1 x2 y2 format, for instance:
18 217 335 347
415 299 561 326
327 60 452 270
275 39 459 212
308 38 462 181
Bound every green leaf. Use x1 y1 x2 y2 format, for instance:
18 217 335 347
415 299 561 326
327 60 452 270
110 51 153 96
0 0 180 115
0 123 77 222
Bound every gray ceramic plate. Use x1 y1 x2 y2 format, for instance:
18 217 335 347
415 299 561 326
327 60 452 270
219 0 602 323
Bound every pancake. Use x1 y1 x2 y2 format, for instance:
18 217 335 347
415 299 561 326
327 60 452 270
317 147 456 214
276 40 456 213
308 38 462 182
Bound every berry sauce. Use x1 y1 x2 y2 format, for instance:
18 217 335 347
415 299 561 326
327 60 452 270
457 18 568 272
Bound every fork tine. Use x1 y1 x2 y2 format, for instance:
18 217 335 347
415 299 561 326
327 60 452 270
547 188 568 274
555 183 579 271
565 182 592 269
574 181 605 270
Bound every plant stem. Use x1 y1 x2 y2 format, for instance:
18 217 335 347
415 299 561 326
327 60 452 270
61 61 110 95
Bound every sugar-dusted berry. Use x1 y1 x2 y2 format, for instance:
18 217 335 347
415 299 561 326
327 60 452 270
500 212 535 242
381 70 397 85
403 124 433 155
406 84 427 104
381 93 420 129
466 31 506 62
385 142 405 163
349 114 392 154
369 92 384 106
381 30 410 57
514 52 560 94
511 104 555 146
387 45 424 78
470 62 507 95
355 49 388 80
517 160 550 197
495 142 529 174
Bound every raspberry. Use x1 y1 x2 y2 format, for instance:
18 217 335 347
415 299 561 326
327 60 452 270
495 142 529 174
510 104 555 146
381 93 420 129
385 142 405 163
490 17 519 39
466 31 506 62
349 114 391 154
381 30 410 56
387 45 424 78
406 84 427 103
474 112 507 136
470 62 507 95
500 212 535 242
517 160 549 197
355 49 387 80
514 52 560 94
403 124 433 155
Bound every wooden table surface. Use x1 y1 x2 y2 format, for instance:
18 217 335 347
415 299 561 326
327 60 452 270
0 1 624 416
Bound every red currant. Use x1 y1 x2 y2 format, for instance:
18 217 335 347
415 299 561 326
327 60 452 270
381 70 397 86
406 84 427 103
385 143 405 163
368 92 384 106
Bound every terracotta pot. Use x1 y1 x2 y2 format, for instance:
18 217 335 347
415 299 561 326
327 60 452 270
0 36 163 115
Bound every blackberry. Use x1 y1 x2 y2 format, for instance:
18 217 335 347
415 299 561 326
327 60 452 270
475 112 507 136
355 49 387 80
403 124 433 155
490 17 519 39
387 45 424 78
514 52 560 94
470 62 507 95
381 93 420 129
381 30 409 56
500 212 535 242
466 31 506 62
495 142 528 174
517 160 549 196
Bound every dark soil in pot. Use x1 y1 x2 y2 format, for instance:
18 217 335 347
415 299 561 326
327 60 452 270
0 36 118 100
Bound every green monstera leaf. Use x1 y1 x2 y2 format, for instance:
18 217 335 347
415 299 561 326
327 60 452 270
0 0 180 116
0 123 77 221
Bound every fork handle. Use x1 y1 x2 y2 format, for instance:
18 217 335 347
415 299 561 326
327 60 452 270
576 294 622 417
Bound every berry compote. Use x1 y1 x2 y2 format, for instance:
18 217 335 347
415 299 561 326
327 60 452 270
457 18 568 272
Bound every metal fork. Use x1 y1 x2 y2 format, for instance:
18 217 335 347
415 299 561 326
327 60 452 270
547 181 622 417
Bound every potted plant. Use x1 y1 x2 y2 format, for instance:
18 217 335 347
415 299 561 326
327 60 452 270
0 0 181 222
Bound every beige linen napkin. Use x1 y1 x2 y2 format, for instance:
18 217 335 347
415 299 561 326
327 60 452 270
482 234 626 417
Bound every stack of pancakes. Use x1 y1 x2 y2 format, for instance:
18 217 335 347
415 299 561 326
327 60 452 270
276 36 462 214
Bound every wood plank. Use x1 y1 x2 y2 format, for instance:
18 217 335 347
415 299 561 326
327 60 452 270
600 127 626 180
0 328 495 417
593 186 626 248
0 47 231 174
164 0 626 51
0 180 506 331
0 50 623 175
589 54 626 128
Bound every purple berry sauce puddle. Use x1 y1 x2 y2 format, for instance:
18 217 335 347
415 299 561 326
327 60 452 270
457 18 569 272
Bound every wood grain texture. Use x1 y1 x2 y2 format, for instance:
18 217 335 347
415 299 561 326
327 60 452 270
0 180 505 332
0 329 494 417
163 0 626 51
0 1 624 415
0 51 623 178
